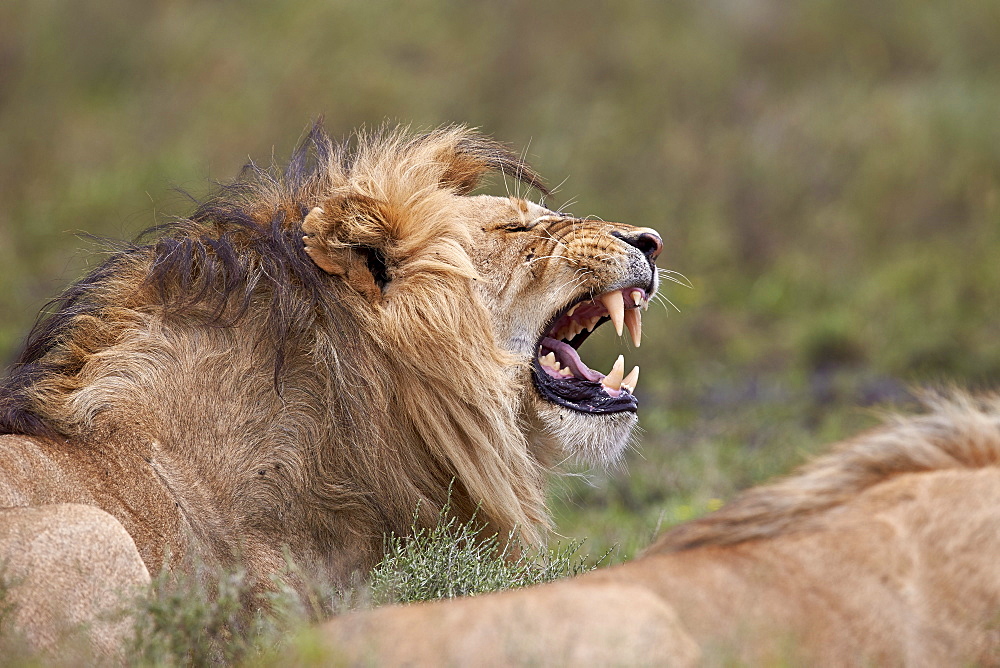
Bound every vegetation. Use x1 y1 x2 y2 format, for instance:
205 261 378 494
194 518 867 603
126 508 601 666
3 0 999 659
371 503 609 605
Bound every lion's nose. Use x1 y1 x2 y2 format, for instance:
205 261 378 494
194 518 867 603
614 229 663 262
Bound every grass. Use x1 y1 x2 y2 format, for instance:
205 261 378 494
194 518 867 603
130 564 277 667
370 501 609 604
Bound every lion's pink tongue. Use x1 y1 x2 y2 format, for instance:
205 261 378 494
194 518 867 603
539 337 603 382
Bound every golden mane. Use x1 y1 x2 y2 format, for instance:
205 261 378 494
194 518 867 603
648 391 1000 554
0 124 552 560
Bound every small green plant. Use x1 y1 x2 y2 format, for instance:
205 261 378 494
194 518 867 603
130 562 261 667
371 500 611 605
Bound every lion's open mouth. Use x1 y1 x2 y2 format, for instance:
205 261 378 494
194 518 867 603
533 287 647 414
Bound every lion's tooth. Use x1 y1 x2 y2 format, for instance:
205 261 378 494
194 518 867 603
540 352 556 368
631 289 643 307
567 304 578 317
559 367 573 377
624 308 642 347
600 291 625 336
602 354 625 390
621 365 639 393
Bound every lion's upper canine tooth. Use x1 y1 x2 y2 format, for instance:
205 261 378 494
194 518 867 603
630 289 644 307
600 291 626 336
624 308 642 347
621 365 639 393
602 354 625 390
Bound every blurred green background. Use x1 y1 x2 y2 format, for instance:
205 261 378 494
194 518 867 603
3 0 999 557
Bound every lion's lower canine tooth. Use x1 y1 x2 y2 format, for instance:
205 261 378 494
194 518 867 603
624 308 642 347
601 291 626 336
622 365 639 392
602 354 625 390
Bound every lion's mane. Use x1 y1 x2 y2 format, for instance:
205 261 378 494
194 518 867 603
0 124 553 575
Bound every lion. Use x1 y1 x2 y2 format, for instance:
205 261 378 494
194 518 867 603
0 124 663 657
307 392 1000 666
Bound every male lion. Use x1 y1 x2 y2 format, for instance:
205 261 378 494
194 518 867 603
309 393 1000 666
0 125 662 656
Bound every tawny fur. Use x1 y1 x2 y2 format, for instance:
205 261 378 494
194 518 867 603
0 124 659 608
309 393 1000 666
648 390 1000 553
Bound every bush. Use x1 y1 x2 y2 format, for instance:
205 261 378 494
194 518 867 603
371 501 611 605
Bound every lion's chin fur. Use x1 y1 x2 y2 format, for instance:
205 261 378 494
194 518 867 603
529 398 638 468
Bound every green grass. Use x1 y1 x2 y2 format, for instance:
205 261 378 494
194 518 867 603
371 501 609 604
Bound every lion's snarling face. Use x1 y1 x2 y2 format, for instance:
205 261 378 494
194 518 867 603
462 196 662 465
296 128 664 475
302 190 662 469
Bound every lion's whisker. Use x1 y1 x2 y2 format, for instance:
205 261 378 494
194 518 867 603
657 268 694 289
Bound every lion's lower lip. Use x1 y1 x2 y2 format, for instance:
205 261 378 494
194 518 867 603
531 362 638 413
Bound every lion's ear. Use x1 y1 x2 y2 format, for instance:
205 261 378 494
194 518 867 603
437 135 550 197
302 206 385 304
